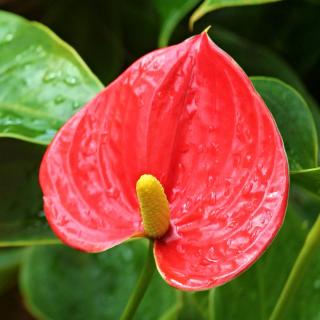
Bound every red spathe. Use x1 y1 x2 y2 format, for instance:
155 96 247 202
40 33 289 290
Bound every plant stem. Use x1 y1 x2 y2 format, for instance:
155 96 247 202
120 239 155 320
269 214 320 320
208 288 216 320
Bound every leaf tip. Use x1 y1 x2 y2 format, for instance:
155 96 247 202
202 25 212 34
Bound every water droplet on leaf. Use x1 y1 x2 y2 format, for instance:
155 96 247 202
4 33 13 42
64 75 78 86
72 101 81 109
43 70 59 83
54 95 65 104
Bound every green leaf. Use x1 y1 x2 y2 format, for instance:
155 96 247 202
20 240 177 320
153 0 201 47
0 138 58 246
291 168 320 198
212 206 310 320
0 248 25 295
189 0 282 29
0 10 103 145
251 77 318 171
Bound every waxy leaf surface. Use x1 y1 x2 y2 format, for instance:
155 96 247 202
0 10 102 145
40 33 289 290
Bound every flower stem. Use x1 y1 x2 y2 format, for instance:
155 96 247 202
269 214 320 320
120 240 155 320
208 288 216 320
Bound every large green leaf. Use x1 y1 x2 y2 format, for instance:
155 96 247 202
189 0 282 29
251 77 318 171
20 240 177 320
0 138 58 246
0 10 103 145
212 206 317 320
153 0 201 47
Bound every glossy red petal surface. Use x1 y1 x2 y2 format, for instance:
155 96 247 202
40 104 143 252
40 35 200 252
153 34 289 290
40 32 288 284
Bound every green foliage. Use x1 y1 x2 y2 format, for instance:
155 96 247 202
153 0 201 47
291 168 320 198
20 240 177 320
0 10 102 145
0 1 319 319
189 0 282 29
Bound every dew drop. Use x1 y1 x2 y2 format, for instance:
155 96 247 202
64 75 79 86
177 243 186 255
205 247 218 262
54 95 65 104
208 175 214 185
209 191 217 205
4 33 14 42
43 70 58 83
181 202 190 214
101 132 109 144
35 46 46 57
106 187 120 199
186 103 197 117
242 182 253 196
171 187 181 200
198 144 204 152
72 101 81 109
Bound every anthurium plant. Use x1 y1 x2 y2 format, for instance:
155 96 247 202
0 1 319 319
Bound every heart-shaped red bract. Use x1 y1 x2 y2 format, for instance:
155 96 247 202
40 33 289 290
